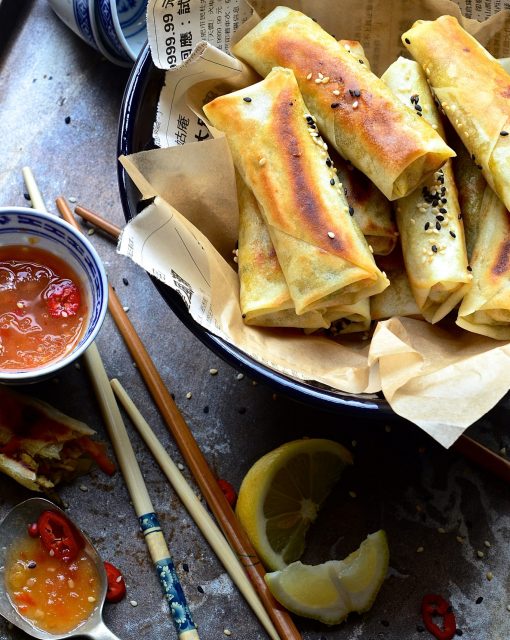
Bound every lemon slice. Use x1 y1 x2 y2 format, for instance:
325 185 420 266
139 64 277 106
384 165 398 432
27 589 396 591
235 438 353 570
264 530 389 625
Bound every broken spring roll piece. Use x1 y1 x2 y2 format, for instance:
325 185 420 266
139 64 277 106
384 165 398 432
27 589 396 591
381 57 470 324
237 176 328 328
203 67 389 315
457 186 510 340
402 15 510 212
324 298 371 335
232 6 455 201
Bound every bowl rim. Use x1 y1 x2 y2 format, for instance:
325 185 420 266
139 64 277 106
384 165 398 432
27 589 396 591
0 206 109 382
116 42 394 417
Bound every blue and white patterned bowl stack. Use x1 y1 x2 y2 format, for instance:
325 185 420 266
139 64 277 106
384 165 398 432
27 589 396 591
0 207 108 384
47 0 147 66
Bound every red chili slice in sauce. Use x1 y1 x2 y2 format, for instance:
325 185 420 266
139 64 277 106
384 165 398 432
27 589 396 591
46 283 81 318
37 510 84 563
103 561 126 603
421 593 457 640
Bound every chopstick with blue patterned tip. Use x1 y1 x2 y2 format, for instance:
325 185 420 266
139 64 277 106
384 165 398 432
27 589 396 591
55 196 200 640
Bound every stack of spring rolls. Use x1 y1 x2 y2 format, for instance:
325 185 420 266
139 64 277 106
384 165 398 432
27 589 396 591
204 7 510 340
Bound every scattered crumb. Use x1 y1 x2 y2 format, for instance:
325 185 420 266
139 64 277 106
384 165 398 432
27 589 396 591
416 546 424 553
87 228 95 236
130 600 138 607
223 631 232 637
486 571 494 581
177 463 185 471
186 392 192 399
236 373 244 380
209 368 218 375
123 306 130 312
477 550 485 558
68 196 77 203
79 485 88 492
484 541 491 548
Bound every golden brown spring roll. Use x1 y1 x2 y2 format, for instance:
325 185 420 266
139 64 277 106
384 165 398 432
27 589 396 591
450 128 487 261
324 298 371 335
333 155 398 255
203 67 389 315
370 247 422 321
402 15 510 212
381 57 470 324
338 40 371 67
237 176 328 329
232 6 455 201
456 186 510 340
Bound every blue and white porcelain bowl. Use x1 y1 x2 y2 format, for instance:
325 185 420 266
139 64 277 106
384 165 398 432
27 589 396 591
48 0 99 50
113 0 148 61
94 0 133 64
0 207 108 384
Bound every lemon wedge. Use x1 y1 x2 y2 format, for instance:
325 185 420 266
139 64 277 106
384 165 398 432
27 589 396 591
235 438 353 570
264 530 389 625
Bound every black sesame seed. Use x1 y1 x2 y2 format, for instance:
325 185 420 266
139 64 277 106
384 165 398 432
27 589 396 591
450 231 456 238
447 606 453 614
436 221 441 230
417 111 423 116
477 164 483 170
122 277 129 286
241 313 247 318
348 206 354 216
358 59 364 64
171 393 175 400
183 562 189 572
23 192 31 201
354 90 361 97
467 265 472 271
197 585 204 593
238 407 247 414
439 207 447 213
330 178 335 185
501 130 509 136
203 405 209 414
417 625 425 633
64 116 71 124
326 158 332 167
424 222 430 230
331 103 340 109
405 37 411 44
441 197 447 204
476 596 483 604
471 153 476 161
432 245 438 253
436 215 444 221
27 561 37 569
415 104 423 112
455 630 463 637
243 97 252 102
344 187 348 195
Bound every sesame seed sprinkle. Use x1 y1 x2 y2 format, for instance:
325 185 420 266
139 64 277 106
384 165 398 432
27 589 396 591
306 72 312 80
258 157 266 167
331 103 340 109
243 97 252 102
432 245 438 253
450 231 456 238
352 100 359 108
330 178 335 185
209 368 218 375
501 130 509 136
332 89 340 96
405 37 411 44
327 231 335 238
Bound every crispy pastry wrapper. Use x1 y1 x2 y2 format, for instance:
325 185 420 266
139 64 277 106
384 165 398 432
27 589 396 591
381 57 470 323
120 0 510 448
371 247 422 321
402 15 510 212
203 67 389 314
456 186 510 339
232 6 455 201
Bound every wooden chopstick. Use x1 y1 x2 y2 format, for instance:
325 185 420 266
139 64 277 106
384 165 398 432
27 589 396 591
68 203 301 640
54 197 200 640
73 203 510 486
110 378 281 640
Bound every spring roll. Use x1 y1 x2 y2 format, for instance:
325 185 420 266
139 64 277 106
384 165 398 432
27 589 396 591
370 246 422 321
324 298 371 335
381 57 470 323
402 15 510 212
456 186 510 340
232 6 455 201
203 67 389 315
338 40 371 68
237 176 328 329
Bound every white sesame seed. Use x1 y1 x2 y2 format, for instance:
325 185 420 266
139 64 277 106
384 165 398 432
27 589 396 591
416 546 424 553
306 72 312 80
343 43 351 51
233 256 238 263
130 600 138 607
477 550 485 558
484 540 491 548
87 228 95 236
369 245 374 253
68 196 77 203
500 447 507 456
209 368 218 375
438 527 446 534
177 463 185 470
79 484 88 492
352 100 359 108
486 571 494 581
506 604 510 611
223 631 232 637
318 72 324 79
186 392 192 399
332 89 340 96
116 575 123 583
16 301 23 308
123 306 129 312
322 76 330 83
236 373 244 380
258 157 266 167
315 78 322 84
327 231 335 239
88 596 96 603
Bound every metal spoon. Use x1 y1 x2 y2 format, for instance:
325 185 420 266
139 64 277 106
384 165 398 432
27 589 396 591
0 497 122 640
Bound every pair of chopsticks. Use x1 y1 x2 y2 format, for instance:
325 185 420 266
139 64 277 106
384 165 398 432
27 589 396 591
66 204 303 640
69 201 510 488
23 169 200 639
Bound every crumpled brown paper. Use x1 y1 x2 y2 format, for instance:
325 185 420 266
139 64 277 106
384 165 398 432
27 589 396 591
119 0 510 447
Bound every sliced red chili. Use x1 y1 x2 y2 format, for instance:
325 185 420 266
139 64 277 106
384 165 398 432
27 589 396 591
77 436 116 476
104 561 126 603
37 510 84 562
46 282 81 318
217 478 237 508
421 593 457 640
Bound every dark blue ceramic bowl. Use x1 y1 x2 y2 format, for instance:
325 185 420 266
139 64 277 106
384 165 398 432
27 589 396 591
117 43 392 417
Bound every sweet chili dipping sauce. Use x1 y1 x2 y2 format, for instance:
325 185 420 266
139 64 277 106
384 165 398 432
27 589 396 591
0 245 87 371
5 533 100 634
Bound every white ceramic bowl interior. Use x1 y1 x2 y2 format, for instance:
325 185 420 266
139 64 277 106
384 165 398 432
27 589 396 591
0 207 108 383
112 0 147 61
